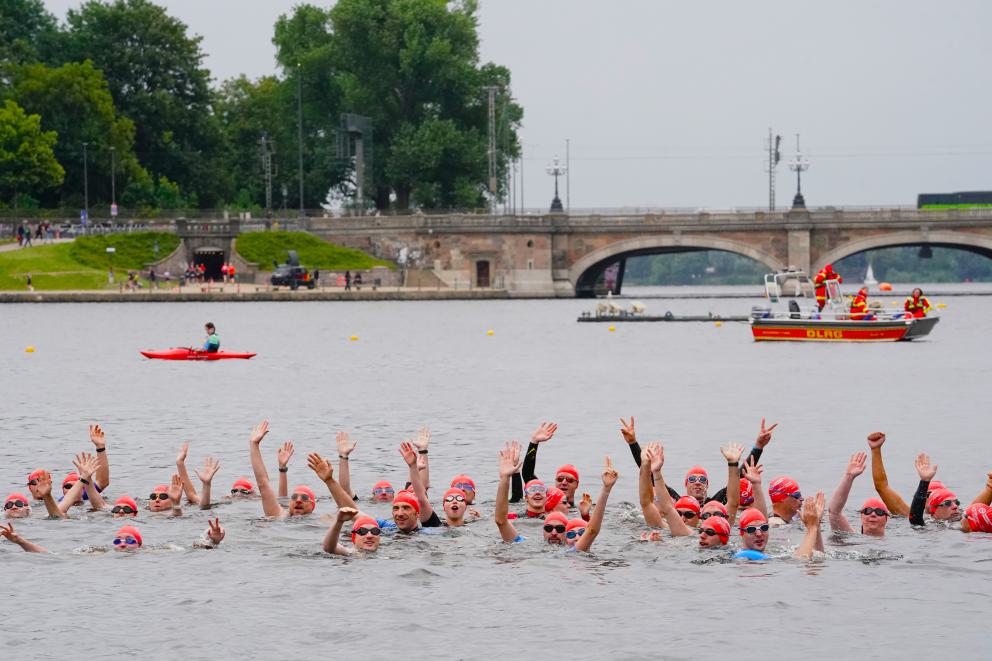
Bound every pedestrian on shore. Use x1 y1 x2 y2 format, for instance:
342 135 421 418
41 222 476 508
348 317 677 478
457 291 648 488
354 272 363 290
108 267 115 284
16 224 24 246
344 270 351 291
149 268 157 290
26 272 33 291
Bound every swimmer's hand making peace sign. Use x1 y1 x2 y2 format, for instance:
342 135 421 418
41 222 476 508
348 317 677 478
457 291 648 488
755 418 778 448
602 456 618 489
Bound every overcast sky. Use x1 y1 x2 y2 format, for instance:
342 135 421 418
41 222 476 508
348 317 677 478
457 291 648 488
43 0 992 210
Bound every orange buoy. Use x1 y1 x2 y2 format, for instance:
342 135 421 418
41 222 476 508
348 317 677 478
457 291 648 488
879 282 892 291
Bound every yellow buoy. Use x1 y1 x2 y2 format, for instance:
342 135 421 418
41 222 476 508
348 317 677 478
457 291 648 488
715 322 722 327
350 335 359 341
937 303 947 309
25 346 35 353
486 330 494 336
608 325 616 332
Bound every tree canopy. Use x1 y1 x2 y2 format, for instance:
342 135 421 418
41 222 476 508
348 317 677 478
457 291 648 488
0 100 64 206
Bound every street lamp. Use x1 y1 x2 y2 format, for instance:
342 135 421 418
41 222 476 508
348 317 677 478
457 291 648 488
545 155 567 213
296 62 305 218
788 133 809 210
82 141 90 221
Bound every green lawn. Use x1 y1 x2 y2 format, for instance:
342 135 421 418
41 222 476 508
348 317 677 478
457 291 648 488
0 232 177 290
236 231 394 271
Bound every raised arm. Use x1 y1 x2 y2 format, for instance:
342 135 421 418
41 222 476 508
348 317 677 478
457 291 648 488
652 446 692 536
194 457 219 509
175 442 201 505
742 456 769 518
495 442 523 543
58 455 93 515
620 417 643 468
72 453 106 511
89 424 110 489
0 523 49 553
308 452 365 512
167 474 184 517
336 432 357 499
576 457 618 552
972 472 992 506
523 421 557 482
868 432 911 516
909 452 937 526
35 472 64 519
323 507 357 556
639 445 664 527
400 441 435 523
248 421 284 518
828 452 865 533
794 492 825 559
721 443 744 523
276 441 295 498
412 427 431 491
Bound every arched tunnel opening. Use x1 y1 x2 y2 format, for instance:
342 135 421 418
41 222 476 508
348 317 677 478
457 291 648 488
576 248 769 297
830 243 992 284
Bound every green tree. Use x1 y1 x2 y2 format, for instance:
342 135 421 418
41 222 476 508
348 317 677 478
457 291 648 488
63 0 229 207
6 61 145 208
0 100 64 206
0 0 63 67
275 0 522 211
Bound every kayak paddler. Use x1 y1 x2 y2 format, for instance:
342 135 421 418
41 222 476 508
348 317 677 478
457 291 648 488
202 323 220 353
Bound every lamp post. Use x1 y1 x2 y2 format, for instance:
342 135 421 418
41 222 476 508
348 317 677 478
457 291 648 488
82 141 90 221
788 133 808 210
110 146 116 204
545 155 567 213
296 62 305 217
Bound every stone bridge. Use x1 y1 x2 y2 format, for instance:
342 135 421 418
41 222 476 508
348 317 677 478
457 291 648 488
307 207 992 297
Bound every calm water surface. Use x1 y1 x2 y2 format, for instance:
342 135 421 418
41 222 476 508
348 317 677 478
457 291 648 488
2 288 990 659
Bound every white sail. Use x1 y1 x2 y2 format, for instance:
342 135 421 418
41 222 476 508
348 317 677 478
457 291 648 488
864 263 878 286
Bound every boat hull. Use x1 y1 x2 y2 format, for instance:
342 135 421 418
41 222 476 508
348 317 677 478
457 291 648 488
140 348 256 360
751 316 939 342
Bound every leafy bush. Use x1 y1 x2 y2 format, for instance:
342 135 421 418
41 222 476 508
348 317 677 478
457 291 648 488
236 231 393 270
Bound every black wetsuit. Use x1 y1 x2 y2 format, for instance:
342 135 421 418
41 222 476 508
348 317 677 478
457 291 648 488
909 479 929 526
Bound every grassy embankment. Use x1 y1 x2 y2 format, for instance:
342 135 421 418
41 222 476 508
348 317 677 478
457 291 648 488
0 233 179 290
235 231 394 271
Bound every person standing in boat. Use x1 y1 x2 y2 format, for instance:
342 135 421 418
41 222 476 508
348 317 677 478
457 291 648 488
904 288 932 318
849 287 873 320
202 323 220 353
813 264 842 311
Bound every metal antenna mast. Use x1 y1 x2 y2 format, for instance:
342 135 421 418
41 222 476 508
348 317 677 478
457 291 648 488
260 134 274 214
765 128 781 211
483 86 499 213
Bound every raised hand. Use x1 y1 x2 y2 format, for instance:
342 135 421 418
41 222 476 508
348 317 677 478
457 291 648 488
866 432 886 449
413 426 431 452
647 442 665 474
742 456 764 485
531 421 558 444
620 417 636 445
89 424 106 450
846 452 868 478
249 420 270 446
986 471 992 492
498 441 522 478
36 471 53 498
169 474 183 504
641 530 663 542
0 522 22 542
398 441 417 467
755 418 778 448
176 442 190 464
307 452 334 482
277 442 295 469
721 442 745 464
915 452 938 481
602 456 618 489
336 431 357 457
579 493 592 518
800 491 825 527
195 457 220 484
337 507 358 522
206 518 225 545
73 452 99 479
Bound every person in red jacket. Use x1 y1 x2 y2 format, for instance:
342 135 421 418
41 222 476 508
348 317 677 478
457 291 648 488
850 287 873 320
814 264 842 310
904 288 932 318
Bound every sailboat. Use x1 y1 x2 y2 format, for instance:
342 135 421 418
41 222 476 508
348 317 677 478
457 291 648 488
864 263 878 287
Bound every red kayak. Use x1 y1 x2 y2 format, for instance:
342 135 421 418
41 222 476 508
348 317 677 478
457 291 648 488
140 348 256 361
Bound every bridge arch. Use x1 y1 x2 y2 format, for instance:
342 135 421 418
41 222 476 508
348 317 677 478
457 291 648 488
568 235 786 296
814 229 992 271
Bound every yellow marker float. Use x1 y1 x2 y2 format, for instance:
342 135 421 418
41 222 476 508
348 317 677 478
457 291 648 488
25 346 35 353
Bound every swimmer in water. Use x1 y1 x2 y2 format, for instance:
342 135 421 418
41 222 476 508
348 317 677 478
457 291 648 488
335 431 359 501
323 507 381 555
230 477 255 499
734 508 771 559
174 443 221 509
494 441 568 544
767 475 804 526
866 432 911 516
909 453 961 525
960 472 992 533
146 475 184 517
113 525 143 552
4 493 30 519
57 453 106 516
441 487 469 527
563 456 618 553
698 514 731 549
370 480 395 502
794 492 826 560
828 452 889 537
0 522 49 553
544 487 570 515
450 475 477 505
110 495 139 518
248 421 316 518
519 421 560 497
555 464 579 507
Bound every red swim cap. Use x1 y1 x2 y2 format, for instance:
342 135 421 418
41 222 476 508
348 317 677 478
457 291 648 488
739 479 754 505
231 478 255 492
351 515 380 543
544 487 566 512
372 480 394 491
702 516 731 543
927 480 945 493
117 525 142 547
565 518 586 533
965 504 992 533
556 465 579 481
768 477 800 503
684 466 708 482
738 508 767 533
703 501 728 516
544 511 568 527
860 497 888 514
443 487 466 500
927 488 957 513
449 475 475 491
292 485 316 507
150 484 169 495
392 490 420 514
524 479 546 491
5 492 29 505
27 469 45 482
114 495 138 511
674 495 701 514
62 472 80 488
